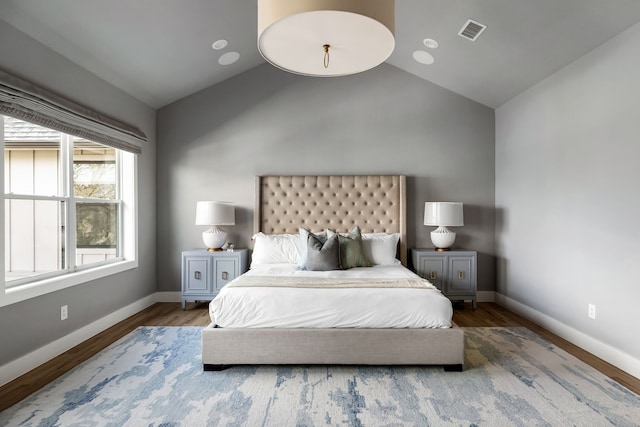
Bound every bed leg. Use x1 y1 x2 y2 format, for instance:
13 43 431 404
203 364 229 371
443 364 463 372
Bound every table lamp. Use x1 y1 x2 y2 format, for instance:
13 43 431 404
195 201 235 251
424 202 463 251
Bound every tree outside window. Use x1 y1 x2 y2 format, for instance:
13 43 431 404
73 141 118 249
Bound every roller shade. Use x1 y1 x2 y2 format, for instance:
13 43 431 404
0 69 146 154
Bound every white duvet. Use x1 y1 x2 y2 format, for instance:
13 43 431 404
209 264 453 328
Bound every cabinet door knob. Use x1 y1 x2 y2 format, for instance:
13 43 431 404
458 270 465 280
429 271 437 280
221 271 228 280
194 271 201 280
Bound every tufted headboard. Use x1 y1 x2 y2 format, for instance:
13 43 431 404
254 175 407 265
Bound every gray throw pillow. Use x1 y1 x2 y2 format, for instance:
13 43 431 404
299 228 327 267
305 233 341 271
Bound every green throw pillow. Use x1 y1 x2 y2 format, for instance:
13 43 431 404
326 226 371 269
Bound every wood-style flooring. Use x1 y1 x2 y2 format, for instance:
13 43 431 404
1 302 638 412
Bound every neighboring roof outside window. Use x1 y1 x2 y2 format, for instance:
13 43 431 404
3 116 60 142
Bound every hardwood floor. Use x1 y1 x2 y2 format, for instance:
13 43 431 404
452 302 640 395
1 302 638 412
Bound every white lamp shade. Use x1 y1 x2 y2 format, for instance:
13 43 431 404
257 0 395 77
195 201 235 226
424 202 464 227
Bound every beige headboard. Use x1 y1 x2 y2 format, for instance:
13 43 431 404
254 175 407 265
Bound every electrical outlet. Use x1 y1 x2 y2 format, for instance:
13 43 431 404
61 305 68 321
588 304 596 320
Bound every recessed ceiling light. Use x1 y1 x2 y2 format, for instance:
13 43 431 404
212 39 228 50
423 38 438 49
413 50 435 65
218 51 240 65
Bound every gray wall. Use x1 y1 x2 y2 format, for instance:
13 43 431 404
157 63 495 293
496 22 640 358
0 20 157 365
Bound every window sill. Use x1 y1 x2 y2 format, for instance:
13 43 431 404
1 260 138 307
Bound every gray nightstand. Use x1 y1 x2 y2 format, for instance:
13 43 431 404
411 249 477 309
181 249 248 309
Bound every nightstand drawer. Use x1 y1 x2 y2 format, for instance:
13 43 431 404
416 258 445 290
411 249 477 308
214 258 239 290
183 257 212 294
448 258 473 295
181 249 248 309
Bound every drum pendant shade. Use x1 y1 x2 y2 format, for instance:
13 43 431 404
258 0 395 77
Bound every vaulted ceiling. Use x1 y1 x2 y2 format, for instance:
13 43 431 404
2 0 640 109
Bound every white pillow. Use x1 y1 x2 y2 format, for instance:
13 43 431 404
250 232 302 268
361 233 400 265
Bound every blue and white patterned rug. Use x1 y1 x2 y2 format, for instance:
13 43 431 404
1 326 639 426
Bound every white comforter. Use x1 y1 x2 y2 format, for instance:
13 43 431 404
209 264 453 328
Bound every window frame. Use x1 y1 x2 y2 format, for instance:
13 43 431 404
0 116 138 307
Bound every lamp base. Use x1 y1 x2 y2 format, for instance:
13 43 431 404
203 226 228 251
430 226 456 251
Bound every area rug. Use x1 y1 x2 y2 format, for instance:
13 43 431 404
1 327 639 427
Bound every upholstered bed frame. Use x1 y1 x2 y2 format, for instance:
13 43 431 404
202 175 464 371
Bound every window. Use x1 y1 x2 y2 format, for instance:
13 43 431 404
0 69 145 306
73 139 119 266
2 115 137 301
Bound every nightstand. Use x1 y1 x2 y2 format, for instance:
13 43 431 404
181 249 248 309
411 249 477 309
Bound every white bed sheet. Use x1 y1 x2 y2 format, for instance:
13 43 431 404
209 264 453 329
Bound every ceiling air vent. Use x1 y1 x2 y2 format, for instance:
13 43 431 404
458 19 486 41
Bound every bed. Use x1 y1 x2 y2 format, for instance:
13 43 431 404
201 175 464 371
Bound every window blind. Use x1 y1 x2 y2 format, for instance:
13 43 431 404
0 69 146 154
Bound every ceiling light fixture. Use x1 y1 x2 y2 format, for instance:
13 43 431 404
413 50 435 65
423 38 439 49
211 39 228 50
218 52 240 65
257 0 395 77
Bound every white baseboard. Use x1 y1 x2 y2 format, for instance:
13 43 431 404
477 291 495 303
495 293 640 380
0 293 157 387
156 291 181 302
